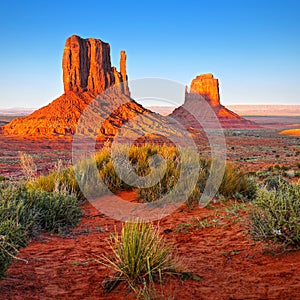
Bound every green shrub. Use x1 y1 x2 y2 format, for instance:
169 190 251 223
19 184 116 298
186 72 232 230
218 163 257 200
100 221 177 291
30 167 83 200
249 181 300 248
0 220 27 278
262 176 289 191
0 184 82 278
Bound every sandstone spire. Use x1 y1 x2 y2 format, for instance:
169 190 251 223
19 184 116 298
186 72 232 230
190 73 220 107
120 50 130 95
62 35 129 95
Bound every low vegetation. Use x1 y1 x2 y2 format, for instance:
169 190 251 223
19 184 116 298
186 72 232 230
0 182 81 278
29 144 256 204
249 179 300 248
99 221 178 292
0 144 261 282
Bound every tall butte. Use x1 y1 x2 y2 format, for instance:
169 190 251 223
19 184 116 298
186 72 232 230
171 73 258 129
3 35 147 137
62 35 129 95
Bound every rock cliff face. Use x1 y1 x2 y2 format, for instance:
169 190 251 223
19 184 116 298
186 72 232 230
190 74 220 107
62 35 129 96
170 74 258 129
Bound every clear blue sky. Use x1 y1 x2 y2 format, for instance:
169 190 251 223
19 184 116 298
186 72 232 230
0 0 299 108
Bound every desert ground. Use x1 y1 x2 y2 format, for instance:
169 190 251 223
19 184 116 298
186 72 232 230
0 115 300 299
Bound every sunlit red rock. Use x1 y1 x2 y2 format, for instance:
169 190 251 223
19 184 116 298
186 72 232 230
170 74 258 129
62 35 129 96
3 36 144 137
190 73 220 107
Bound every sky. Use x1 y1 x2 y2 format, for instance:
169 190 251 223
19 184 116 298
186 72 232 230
0 0 299 108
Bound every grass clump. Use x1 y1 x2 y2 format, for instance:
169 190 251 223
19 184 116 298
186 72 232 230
0 183 82 278
100 221 177 292
249 180 300 249
218 163 257 200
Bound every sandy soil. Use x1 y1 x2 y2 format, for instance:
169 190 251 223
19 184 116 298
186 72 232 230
1 191 300 299
1 118 300 299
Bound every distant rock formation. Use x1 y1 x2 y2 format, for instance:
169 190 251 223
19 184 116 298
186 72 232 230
190 74 220 107
171 74 258 129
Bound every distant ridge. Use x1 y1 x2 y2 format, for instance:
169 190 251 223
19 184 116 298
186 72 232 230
0 108 35 116
228 105 300 116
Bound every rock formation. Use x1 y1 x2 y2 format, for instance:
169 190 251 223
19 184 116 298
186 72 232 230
3 35 140 137
170 74 258 129
62 35 129 96
190 74 220 107
3 35 257 138
3 35 183 140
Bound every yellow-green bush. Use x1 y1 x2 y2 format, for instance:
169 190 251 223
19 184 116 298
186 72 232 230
249 180 300 248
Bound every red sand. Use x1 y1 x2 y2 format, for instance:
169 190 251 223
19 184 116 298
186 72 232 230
1 191 300 299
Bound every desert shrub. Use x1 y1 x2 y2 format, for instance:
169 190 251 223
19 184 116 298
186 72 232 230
218 163 257 200
262 176 289 191
31 144 257 206
19 152 37 180
0 220 27 278
249 180 300 248
30 167 83 200
0 183 82 278
100 221 177 290
0 176 7 182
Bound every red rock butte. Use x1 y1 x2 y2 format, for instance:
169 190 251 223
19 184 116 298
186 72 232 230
3 35 158 137
170 73 258 129
63 35 129 96
190 74 220 107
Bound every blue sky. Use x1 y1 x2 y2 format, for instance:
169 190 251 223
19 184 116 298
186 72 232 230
0 0 299 108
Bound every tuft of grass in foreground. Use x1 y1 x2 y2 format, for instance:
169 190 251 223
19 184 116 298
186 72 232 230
99 221 178 292
249 180 300 249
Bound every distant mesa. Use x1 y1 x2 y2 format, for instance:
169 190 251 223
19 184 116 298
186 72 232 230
170 73 258 129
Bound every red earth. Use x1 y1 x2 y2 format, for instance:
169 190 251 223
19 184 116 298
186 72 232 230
1 191 300 299
0 117 300 299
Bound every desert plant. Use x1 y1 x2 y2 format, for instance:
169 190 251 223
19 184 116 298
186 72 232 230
218 163 257 200
249 180 300 248
262 176 289 191
19 152 37 180
0 219 28 278
99 221 177 291
0 183 82 278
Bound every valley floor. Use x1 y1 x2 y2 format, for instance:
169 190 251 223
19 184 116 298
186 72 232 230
1 192 300 299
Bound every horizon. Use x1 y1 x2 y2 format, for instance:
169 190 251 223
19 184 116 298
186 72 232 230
0 0 299 108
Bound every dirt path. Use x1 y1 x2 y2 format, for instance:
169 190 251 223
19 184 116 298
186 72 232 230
1 192 300 299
